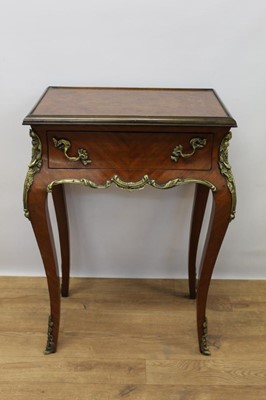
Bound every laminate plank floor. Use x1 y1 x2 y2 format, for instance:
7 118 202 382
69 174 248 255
0 277 266 399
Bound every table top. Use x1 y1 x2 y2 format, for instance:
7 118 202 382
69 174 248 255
23 87 236 127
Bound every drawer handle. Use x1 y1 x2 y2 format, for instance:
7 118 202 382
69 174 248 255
171 137 207 162
52 138 91 166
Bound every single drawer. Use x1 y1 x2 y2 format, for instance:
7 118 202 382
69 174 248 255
47 131 213 171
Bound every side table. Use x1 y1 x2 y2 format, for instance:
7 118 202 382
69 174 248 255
23 87 237 355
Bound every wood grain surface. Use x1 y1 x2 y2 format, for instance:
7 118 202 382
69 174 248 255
0 277 265 399
23 87 237 126
30 88 228 117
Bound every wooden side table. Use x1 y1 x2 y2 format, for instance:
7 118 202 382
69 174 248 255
23 87 237 355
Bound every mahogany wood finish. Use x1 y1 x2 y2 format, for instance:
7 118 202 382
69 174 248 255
188 184 210 299
47 131 213 170
51 185 70 297
23 87 237 355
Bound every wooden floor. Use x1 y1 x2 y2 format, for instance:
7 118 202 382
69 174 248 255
0 277 266 399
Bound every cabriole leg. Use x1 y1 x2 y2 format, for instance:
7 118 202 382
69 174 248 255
196 189 231 355
28 186 60 354
52 184 70 297
188 184 209 299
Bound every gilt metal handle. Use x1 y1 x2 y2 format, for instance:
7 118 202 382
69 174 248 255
171 137 207 162
52 138 91 166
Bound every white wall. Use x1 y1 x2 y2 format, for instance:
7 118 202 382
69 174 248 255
0 0 265 279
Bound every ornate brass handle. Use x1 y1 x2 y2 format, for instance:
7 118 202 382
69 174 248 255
52 138 91 166
171 137 207 162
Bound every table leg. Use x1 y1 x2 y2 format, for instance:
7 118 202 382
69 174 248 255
188 184 210 299
196 189 231 355
52 185 70 297
28 186 60 354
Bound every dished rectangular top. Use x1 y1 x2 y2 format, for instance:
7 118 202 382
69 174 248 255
23 87 237 127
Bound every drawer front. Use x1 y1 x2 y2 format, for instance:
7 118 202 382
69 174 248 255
47 131 213 171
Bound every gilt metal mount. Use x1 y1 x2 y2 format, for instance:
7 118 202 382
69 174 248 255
47 175 217 193
171 137 207 162
23 129 42 219
218 132 237 221
53 137 91 166
200 318 210 356
44 315 56 355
